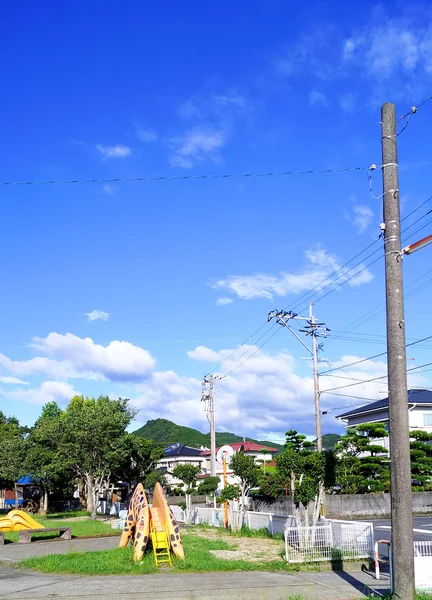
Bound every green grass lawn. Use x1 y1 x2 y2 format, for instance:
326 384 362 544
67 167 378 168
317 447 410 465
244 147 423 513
19 533 288 575
4 516 118 544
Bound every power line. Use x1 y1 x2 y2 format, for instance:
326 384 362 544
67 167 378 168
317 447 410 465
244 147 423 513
319 335 432 375
209 189 432 379
217 326 282 379
282 238 382 313
0 165 375 188
321 359 432 394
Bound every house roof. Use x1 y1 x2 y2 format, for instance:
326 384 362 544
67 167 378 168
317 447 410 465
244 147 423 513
202 441 278 455
336 389 432 420
164 442 204 457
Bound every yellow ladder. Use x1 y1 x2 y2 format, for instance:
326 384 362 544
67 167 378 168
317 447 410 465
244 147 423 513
150 517 172 567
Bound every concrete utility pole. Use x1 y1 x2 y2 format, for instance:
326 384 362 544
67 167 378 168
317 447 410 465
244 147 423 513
202 375 216 477
381 102 415 599
268 303 328 452
209 375 216 477
310 305 322 452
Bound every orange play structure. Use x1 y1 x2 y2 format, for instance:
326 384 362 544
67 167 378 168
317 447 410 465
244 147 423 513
0 510 44 532
119 482 184 565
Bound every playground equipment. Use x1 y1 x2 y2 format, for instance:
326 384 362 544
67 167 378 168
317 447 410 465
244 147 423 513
119 482 184 564
0 510 44 532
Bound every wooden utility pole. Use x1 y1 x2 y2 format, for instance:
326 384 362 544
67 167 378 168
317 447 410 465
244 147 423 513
381 101 415 599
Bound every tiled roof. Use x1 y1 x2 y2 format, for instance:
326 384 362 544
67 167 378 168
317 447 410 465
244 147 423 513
336 389 432 420
202 441 278 455
164 443 204 457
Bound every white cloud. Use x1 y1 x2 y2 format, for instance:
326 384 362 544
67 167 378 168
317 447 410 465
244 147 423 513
132 344 413 437
187 346 222 362
178 92 247 120
96 144 132 159
85 310 110 322
210 247 374 300
102 184 117 196
170 128 227 168
216 297 233 306
9 381 79 406
345 204 374 234
308 90 328 107
341 11 432 80
339 93 356 113
136 128 158 143
0 333 156 383
213 94 246 108
0 376 28 385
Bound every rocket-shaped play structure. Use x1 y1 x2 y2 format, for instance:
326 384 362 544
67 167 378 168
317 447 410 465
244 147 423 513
119 482 184 566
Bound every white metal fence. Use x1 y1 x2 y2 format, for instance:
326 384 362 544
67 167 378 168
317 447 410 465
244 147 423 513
414 541 432 557
284 520 374 563
170 505 295 533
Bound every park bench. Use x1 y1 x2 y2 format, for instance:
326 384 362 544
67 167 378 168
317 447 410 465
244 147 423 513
18 527 72 544
0 526 72 545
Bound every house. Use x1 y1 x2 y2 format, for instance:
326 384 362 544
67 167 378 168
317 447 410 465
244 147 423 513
156 443 207 491
201 441 279 487
336 388 432 451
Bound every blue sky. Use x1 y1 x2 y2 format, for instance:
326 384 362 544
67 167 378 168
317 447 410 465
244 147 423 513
2 1 432 441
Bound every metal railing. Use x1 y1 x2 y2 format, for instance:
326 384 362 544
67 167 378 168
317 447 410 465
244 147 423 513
284 520 374 563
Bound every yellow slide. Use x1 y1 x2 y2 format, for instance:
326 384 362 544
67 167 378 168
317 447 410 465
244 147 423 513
0 510 44 532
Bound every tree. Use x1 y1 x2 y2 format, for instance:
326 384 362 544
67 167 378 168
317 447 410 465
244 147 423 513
197 475 220 497
144 470 168 492
335 423 390 493
59 395 137 519
24 402 66 514
276 430 328 531
229 450 259 531
259 470 290 498
113 435 164 485
0 413 27 508
219 483 241 529
410 430 432 490
172 464 201 525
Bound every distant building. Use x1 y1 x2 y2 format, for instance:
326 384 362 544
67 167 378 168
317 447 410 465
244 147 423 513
156 440 279 493
156 443 207 490
336 388 432 452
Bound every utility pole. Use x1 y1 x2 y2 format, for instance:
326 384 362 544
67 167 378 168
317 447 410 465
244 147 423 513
310 305 322 452
202 375 216 476
381 102 415 599
268 303 328 452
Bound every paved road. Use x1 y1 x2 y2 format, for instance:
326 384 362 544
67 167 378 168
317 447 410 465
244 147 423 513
366 516 432 543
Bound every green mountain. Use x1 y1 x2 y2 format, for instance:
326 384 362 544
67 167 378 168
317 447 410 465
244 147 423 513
133 418 342 454
133 418 285 453
321 433 341 450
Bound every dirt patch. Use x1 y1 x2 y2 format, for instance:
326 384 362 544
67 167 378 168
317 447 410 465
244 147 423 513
189 528 284 563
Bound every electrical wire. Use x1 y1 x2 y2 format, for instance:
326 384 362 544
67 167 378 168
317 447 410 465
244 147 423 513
321 360 432 394
0 165 375 188
319 335 432 375
217 326 282 380
216 322 279 378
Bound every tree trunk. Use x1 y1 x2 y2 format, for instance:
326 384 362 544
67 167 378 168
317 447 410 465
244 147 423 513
14 484 19 509
185 493 192 525
86 476 97 519
39 484 49 515
77 477 87 510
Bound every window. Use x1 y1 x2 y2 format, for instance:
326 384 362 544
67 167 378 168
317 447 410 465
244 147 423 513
424 414 432 426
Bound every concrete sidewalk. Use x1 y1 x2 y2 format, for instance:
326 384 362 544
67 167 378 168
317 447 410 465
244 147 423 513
0 564 391 599
0 537 391 599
